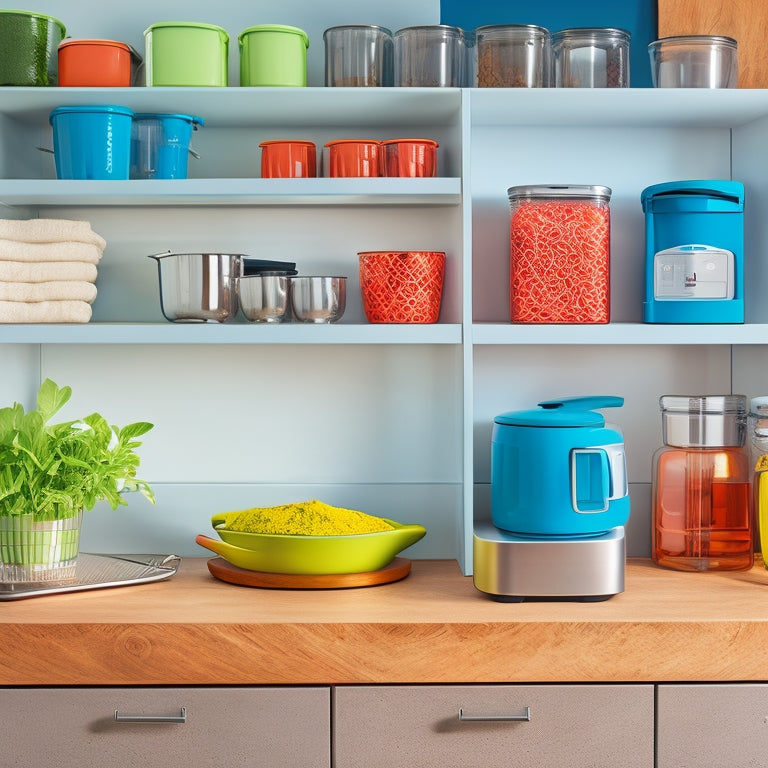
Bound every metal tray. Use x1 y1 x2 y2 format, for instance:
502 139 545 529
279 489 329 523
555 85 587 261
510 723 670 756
0 553 181 601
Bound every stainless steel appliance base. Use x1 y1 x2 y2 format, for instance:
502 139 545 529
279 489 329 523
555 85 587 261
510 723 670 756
473 523 625 602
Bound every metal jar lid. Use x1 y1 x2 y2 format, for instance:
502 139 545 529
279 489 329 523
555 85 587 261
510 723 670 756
507 184 611 203
660 395 746 448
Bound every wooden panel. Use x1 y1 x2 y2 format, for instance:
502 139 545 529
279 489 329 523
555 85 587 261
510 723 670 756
658 0 768 88
0 687 330 768
657 684 768 767
2 559 768 686
334 684 654 768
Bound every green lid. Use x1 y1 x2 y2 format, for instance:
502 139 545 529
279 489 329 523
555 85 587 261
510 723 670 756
144 21 229 39
238 24 309 48
0 9 65 33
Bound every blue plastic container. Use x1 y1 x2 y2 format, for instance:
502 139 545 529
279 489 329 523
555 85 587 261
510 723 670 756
491 396 630 538
49 105 134 180
641 180 745 323
130 113 204 179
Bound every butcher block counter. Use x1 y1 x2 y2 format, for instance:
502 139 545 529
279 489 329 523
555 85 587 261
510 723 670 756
1 557 768 687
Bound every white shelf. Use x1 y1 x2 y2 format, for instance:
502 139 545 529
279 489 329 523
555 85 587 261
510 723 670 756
469 88 768 129
0 86 463 128
0 177 461 207
472 322 768 346
0 322 463 345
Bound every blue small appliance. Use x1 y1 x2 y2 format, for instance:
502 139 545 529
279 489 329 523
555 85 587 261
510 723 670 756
641 180 745 323
490 395 630 537
474 396 630 602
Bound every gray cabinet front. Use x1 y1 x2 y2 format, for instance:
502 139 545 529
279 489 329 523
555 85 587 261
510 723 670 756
658 683 768 768
0 686 330 768
334 684 654 768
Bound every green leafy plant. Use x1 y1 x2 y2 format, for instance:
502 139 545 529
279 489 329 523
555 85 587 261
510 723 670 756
0 379 154 520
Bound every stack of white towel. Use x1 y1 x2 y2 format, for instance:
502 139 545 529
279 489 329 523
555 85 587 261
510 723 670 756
0 218 106 323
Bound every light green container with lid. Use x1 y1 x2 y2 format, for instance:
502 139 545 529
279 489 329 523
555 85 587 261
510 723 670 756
144 21 229 86
238 24 309 87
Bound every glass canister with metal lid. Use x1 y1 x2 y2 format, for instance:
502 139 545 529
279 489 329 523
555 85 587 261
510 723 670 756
652 395 753 572
508 184 611 324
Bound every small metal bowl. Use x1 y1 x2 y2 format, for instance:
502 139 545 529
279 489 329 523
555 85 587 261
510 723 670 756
148 251 243 323
289 276 347 323
238 272 290 323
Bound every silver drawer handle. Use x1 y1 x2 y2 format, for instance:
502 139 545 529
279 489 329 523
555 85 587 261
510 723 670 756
458 706 531 722
114 707 187 724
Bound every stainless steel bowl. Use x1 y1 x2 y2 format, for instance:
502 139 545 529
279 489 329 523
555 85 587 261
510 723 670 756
148 251 243 323
289 276 347 323
238 272 290 323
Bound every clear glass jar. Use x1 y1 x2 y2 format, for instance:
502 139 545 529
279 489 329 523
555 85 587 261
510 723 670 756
394 25 470 87
749 397 768 569
323 25 394 87
552 27 630 87
507 184 611 324
475 24 551 87
652 395 753 572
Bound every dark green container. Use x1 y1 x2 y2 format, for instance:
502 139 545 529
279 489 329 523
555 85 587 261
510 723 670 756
0 10 66 86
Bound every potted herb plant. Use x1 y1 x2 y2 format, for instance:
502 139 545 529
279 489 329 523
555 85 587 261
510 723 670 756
0 378 154 583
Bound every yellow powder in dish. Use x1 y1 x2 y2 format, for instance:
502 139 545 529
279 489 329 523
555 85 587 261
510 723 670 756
225 500 395 536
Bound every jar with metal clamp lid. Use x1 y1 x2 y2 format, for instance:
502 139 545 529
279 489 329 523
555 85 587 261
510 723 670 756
652 395 753 572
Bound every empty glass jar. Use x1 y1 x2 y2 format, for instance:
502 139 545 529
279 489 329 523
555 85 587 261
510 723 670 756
552 27 630 87
475 24 551 87
652 395 753 572
394 25 470 87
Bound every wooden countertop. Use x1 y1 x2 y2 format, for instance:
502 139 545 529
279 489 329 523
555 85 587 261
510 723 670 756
2 557 768 686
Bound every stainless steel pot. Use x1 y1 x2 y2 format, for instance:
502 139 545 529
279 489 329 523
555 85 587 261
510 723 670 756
148 251 244 323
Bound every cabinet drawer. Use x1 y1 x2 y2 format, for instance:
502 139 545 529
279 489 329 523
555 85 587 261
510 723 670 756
657 683 768 768
0 686 330 768
334 684 653 768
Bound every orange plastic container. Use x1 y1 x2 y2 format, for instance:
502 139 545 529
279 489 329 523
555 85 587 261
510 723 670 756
325 139 380 177
358 250 445 323
260 140 317 178
58 39 141 87
381 138 438 177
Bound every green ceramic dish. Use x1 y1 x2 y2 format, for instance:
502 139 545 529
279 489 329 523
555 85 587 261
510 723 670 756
200 517 426 575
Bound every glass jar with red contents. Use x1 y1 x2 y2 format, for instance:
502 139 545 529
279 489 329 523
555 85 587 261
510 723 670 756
507 184 611 323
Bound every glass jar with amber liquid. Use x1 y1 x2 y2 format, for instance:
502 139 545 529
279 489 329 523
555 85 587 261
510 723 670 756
652 395 753 571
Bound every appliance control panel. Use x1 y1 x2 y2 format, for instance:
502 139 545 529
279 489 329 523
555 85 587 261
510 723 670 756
653 244 734 299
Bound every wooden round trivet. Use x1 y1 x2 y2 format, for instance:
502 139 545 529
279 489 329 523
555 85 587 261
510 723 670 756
205 556 412 589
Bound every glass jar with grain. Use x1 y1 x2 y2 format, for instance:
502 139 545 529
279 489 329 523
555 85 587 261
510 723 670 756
475 24 551 87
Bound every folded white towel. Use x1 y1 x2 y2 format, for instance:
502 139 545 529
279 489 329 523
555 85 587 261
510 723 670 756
0 219 106 250
0 300 92 323
0 240 103 263
0 281 97 303
0 261 98 283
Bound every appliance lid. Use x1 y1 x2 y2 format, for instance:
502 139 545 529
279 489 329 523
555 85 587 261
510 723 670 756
495 395 624 427
641 179 744 212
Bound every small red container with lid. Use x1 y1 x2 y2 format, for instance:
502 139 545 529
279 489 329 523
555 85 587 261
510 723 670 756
325 139 380 177
58 39 142 87
381 138 438 177
259 140 317 178
508 184 611 324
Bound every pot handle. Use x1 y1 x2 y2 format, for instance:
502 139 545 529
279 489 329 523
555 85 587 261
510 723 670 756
147 250 172 261
571 448 611 513
539 396 624 412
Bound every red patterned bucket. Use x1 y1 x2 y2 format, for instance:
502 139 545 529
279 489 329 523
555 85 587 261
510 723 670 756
358 250 445 323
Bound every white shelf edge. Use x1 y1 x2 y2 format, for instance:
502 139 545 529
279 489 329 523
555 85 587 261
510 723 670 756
0 178 462 207
0 322 463 345
471 322 768 346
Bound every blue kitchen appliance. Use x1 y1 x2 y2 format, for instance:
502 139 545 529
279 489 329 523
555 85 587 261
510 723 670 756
641 180 744 323
473 396 629 602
